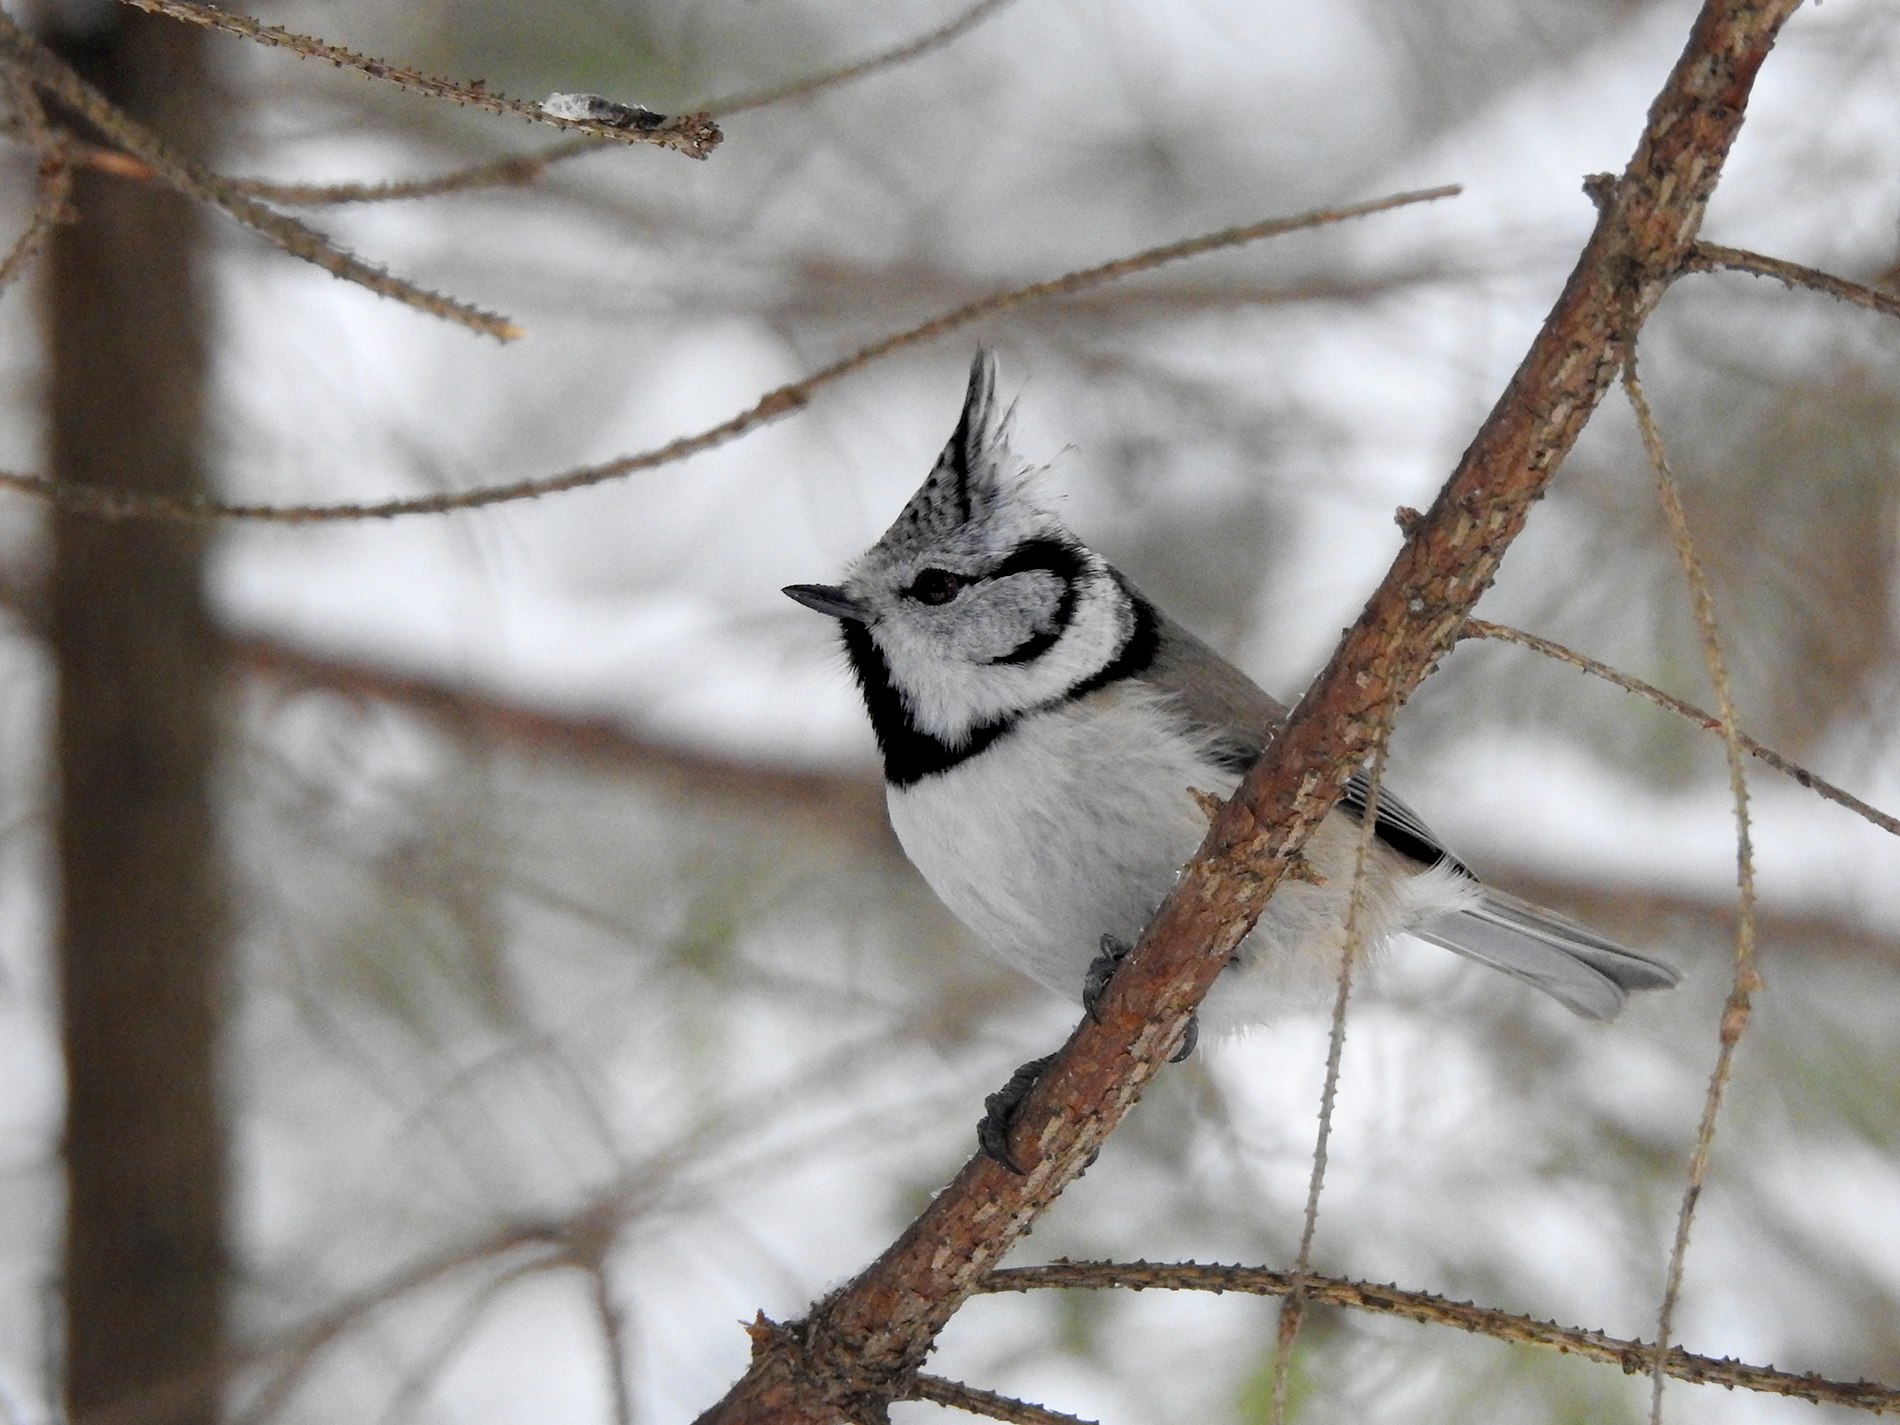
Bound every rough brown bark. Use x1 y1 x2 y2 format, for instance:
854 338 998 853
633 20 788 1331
696 0 1804 1420
43 9 227 1424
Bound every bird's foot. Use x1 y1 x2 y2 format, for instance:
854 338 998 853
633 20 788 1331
1083 932 1199 1063
977 1053 1055 1175
1171 1012 1198 1063
1082 933 1130 1023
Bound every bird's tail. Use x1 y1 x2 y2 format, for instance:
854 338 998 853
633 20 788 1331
1413 888 1681 1020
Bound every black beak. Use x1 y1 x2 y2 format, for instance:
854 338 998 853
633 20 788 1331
783 583 868 623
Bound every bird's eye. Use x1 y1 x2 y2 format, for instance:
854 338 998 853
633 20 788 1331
904 568 966 605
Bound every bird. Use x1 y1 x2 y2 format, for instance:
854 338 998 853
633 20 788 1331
784 352 1679 1064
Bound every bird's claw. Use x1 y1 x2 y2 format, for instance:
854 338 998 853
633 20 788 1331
1082 933 1131 1023
977 1053 1055 1174
1171 1012 1199 1063
1085 932 1199 1062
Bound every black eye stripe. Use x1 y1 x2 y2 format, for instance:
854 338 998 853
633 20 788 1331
988 538 1087 586
988 624 1063 666
901 539 1086 608
983 538 1087 666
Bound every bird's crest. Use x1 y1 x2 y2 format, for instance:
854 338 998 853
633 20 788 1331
879 350 1025 549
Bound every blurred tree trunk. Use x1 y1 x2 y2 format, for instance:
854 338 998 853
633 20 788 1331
42 9 227 1424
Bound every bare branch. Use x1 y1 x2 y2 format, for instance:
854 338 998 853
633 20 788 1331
224 138 600 206
909 1375 1096 1425
1686 240 1900 321
203 1230 566 1425
1463 620 1900 838
709 0 1020 115
1269 736 1390 1421
0 12 523 340
234 637 892 835
179 0 1019 207
581 1260 635 1425
0 111 602 207
117 0 721 158
1624 353 1763 1424
370 1261 549 1425
983 1263 1900 1413
0 70 74 295
0 184 1459 523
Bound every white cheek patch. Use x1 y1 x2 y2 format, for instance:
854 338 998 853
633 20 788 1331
942 573 1062 663
876 564 1125 742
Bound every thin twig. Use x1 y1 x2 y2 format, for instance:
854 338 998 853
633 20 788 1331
0 118 603 206
225 138 601 206
1686 241 1900 321
708 0 1020 115
371 1260 548 1425
0 107 604 206
230 1044 915 1425
1268 739 1389 1423
0 12 522 340
909 1375 1097 1425
581 1258 635 1425
1623 353 1761 1425
227 1234 566 1425
1463 620 1900 838
158 0 1016 206
0 184 1460 523
117 0 720 158
0 71 74 295
69 1016 935 1425
982 1262 1900 1413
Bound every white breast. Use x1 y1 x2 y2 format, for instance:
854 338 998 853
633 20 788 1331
886 684 1484 1034
889 683 1215 998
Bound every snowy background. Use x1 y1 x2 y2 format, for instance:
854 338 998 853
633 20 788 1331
2 0 1898 1421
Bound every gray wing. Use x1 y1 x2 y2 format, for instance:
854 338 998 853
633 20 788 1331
1142 596 1679 1019
1144 597 1464 873
1142 597 1285 768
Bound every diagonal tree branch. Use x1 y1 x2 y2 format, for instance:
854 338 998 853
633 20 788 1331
695 0 1803 1420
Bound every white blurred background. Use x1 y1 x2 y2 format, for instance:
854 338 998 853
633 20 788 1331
2 0 1898 1421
